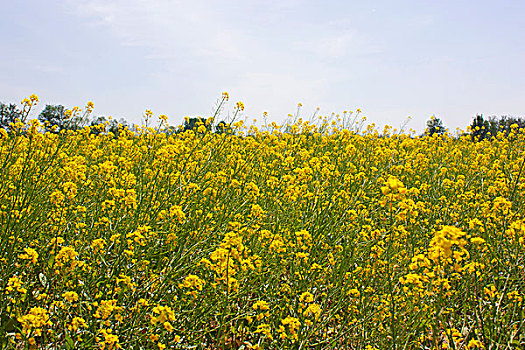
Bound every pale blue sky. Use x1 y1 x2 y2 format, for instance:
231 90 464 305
1 0 524 132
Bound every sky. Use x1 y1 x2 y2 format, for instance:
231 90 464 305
1 0 524 133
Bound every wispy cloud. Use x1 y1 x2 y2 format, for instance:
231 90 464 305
3 0 519 131
67 0 248 61
64 0 355 120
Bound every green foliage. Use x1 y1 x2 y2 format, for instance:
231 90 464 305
215 120 232 134
486 116 525 138
2 120 525 348
184 117 211 133
424 116 445 136
89 116 128 137
471 114 525 141
0 103 22 132
38 104 68 133
470 114 489 141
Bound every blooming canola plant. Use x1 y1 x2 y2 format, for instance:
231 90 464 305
0 94 524 349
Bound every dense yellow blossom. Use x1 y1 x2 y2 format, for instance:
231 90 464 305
62 291 79 302
18 247 38 264
17 307 51 336
1 98 524 348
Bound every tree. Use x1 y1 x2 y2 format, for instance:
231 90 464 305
470 114 489 141
424 116 445 136
183 117 210 133
215 120 232 134
0 103 22 132
485 116 500 138
90 116 128 137
38 104 67 133
496 116 525 136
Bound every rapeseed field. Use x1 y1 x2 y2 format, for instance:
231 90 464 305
1 95 524 349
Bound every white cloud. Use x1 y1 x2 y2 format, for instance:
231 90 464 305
63 0 355 124
53 0 525 130
67 0 248 61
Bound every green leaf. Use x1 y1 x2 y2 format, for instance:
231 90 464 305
48 255 55 269
65 334 75 350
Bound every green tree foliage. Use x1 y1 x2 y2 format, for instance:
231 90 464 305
90 116 128 136
38 104 67 133
215 120 232 134
38 104 96 133
183 117 210 133
470 114 489 141
424 116 445 136
471 114 525 140
0 103 22 132
487 116 525 138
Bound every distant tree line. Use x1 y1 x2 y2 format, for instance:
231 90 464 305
182 117 232 134
1 100 522 140
469 115 525 141
0 103 22 134
0 101 234 137
0 102 129 136
425 114 525 140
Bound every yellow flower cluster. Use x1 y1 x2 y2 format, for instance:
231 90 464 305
2 95 525 348
17 307 52 337
428 225 468 262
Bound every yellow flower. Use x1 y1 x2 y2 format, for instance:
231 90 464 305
467 339 484 349
94 300 123 320
470 237 486 245
151 305 176 325
62 291 79 303
55 246 80 270
50 190 65 206
252 300 270 311
169 205 186 223
347 288 361 298
17 307 51 336
235 101 245 111
49 237 65 247
254 323 273 340
303 303 321 320
21 94 39 107
91 238 106 252
98 329 121 350
19 248 39 264
6 275 26 294
116 274 135 290
62 181 78 199
179 274 205 291
138 298 150 307
428 226 467 261
68 317 87 332
299 291 314 303
280 316 300 341
163 321 174 332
